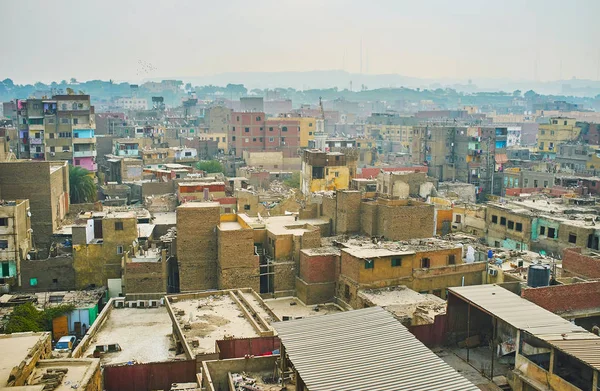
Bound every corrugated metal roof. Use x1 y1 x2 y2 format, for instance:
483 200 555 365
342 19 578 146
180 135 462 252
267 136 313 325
449 284 600 371
273 307 478 391
448 285 588 337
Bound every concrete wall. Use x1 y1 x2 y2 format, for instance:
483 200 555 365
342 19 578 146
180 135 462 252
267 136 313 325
176 203 220 291
202 356 278 391
1 333 52 387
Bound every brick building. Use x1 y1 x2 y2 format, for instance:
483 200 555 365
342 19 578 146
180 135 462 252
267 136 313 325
0 199 32 288
0 161 69 258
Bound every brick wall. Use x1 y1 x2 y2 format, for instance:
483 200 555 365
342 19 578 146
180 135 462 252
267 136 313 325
217 227 259 291
563 247 600 278
336 191 361 234
522 281 600 314
272 261 295 296
299 251 339 283
176 203 220 291
19 256 76 292
124 260 167 294
376 202 434 240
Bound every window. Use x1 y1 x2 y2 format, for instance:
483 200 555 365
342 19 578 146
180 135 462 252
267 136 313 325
0 218 7 226
49 295 64 303
72 103 77 109
500 217 506 226
116 245 124 255
222 137 225 142
244 204 251 211
245 127 249 133
61 104 67 110
543 181 548 188
252 138 256 142
516 222 523 232
281 137 285 143
269 137 274 142
309 122 313 127
47 118 55 124
491 215 498 224
344 284 350 299
73 118 78 125
309 132 313 135
569 233 577 244
269 127 273 131
282 126 288 132
508 220 515 230
114 221 124 230
540 226 546 235
448 254 456 265
52 278 58 284
75 159 80 165
232 136 236 141
50 146 55 152
548 227 556 238
256 116 261 121
455 215 462 223
541 130 545 135
245 138 249 143
364 259 374 269
49 133 55 139
61 118 69 124
421 258 430 268
30 278 38 287
564 120 567 125
62 146 69 152
0 240 7 249
232 126 235 132
259 137 263 142
551 130 555 135
236 116 240 121
184 151 192 156
391 258 402 267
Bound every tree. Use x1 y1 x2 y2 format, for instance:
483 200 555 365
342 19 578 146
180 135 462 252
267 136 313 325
196 160 224 174
69 165 96 204
70 77 78 84
283 172 300 189
5 302 75 334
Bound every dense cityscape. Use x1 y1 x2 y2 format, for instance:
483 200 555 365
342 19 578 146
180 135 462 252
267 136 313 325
2 1 600 391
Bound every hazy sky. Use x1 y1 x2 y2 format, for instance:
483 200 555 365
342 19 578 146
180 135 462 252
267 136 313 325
2 0 599 84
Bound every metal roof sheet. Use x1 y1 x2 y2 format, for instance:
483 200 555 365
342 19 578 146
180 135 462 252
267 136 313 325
273 307 478 391
449 285 600 371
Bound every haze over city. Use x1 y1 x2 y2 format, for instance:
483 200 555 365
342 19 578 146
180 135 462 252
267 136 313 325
2 0 600 86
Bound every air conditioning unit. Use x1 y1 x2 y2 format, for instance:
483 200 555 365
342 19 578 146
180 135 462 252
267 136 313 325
148 300 158 308
488 269 498 276
127 301 137 308
137 300 148 308
114 298 125 308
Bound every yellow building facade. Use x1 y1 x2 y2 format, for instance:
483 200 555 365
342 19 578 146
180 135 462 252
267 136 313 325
538 117 580 155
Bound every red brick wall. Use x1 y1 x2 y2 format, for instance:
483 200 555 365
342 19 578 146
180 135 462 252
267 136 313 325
521 280 600 313
563 247 600 278
299 251 339 283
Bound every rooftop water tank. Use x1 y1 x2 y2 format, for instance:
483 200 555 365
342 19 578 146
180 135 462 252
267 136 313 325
527 264 551 288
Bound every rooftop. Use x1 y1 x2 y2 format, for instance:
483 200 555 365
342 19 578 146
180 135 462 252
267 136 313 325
274 307 478 391
238 214 327 236
82 307 175 365
150 212 177 225
263 297 343 321
0 333 49 387
29 359 99 391
333 236 464 258
169 293 262 356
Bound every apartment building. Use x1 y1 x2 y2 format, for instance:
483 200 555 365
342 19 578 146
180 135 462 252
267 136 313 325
538 117 581 158
300 149 357 195
0 199 32 287
113 97 147 110
15 95 98 172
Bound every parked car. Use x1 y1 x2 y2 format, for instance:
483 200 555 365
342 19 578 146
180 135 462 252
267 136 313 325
54 335 77 353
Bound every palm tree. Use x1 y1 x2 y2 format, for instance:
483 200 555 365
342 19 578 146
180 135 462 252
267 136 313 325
69 166 96 204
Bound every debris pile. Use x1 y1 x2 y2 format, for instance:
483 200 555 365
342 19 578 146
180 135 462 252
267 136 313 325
231 372 283 391
30 368 70 391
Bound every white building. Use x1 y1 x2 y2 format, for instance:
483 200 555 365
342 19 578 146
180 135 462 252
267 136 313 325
114 97 147 110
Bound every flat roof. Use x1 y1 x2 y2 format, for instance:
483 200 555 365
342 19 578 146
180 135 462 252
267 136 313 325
170 294 260 355
151 212 177 225
274 307 478 391
177 201 221 208
0 333 49 386
342 247 415 258
219 221 242 231
82 307 175 365
359 286 445 323
264 297 343 320
29 359 99 391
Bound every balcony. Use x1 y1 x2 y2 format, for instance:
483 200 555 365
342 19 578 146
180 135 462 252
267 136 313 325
30 138 44 145
73 150 97 158
29 124 44 131
72 137 96 144
117 149 139 157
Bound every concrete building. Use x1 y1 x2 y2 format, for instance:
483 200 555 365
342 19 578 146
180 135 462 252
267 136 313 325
205 105 231 133
300 149 357 195
0 200 32 287
72 212 139 289
538 117 581 159
486 203 533 251
113 97 147 110
0 161 69 258
239 97 264 112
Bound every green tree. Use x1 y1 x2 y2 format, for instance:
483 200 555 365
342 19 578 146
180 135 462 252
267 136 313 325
196 160 224 174
284 172 300 189
5 303 75 333
69 165 96 204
